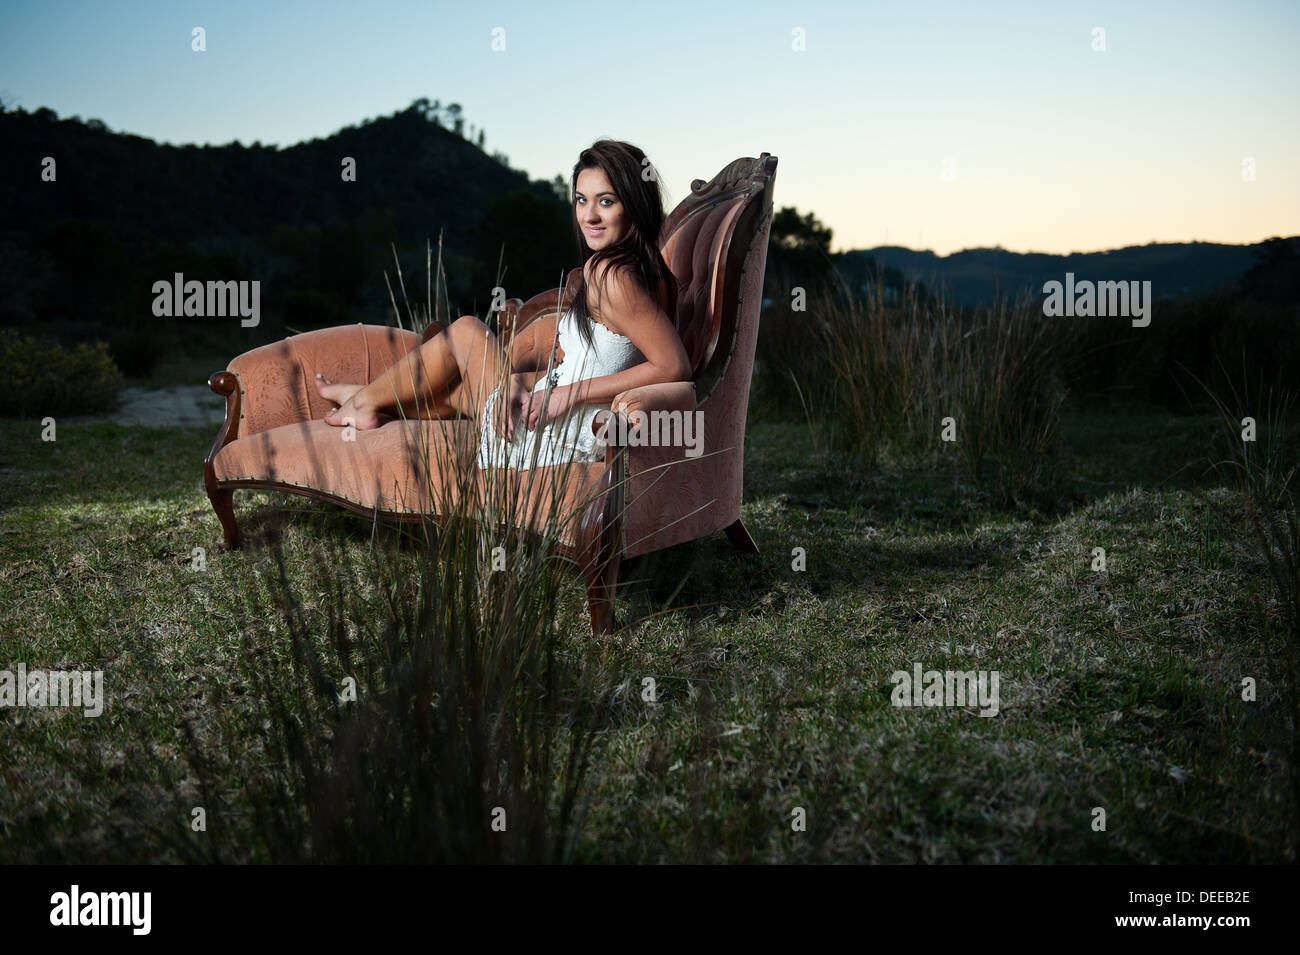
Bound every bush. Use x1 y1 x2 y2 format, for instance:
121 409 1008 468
0 328 123 417
1061 289 1300 410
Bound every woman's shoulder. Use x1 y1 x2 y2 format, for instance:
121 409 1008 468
583 257 640 289
584 261 643 331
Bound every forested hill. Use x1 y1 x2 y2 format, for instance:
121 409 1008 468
5 99 1293 335
0 99 574 329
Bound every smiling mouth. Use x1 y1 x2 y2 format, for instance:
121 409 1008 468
586 227 605 235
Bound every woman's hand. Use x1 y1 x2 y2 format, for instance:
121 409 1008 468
498 381 529 440
525 383 576 431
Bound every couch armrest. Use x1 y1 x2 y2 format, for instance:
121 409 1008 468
214 324 421 439
589 381 737 560
609 381 697 419
590 380 697 453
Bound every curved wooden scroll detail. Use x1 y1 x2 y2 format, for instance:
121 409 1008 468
204 370 243 549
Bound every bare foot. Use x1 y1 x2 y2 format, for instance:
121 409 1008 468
323 395 387 430
316 374 388 429
314 374 365 407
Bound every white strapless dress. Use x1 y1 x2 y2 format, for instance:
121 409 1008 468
476 307 644 470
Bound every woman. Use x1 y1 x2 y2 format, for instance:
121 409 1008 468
314 139 689 471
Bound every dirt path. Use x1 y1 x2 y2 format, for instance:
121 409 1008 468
80 385 227 427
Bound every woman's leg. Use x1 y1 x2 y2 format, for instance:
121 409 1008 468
321 316 515 431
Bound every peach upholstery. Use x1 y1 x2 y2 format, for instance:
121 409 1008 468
615 160 774 558
610 381 697 418
213 424 605 550
662 200 744 377
616 229 767 556
230 324 424 439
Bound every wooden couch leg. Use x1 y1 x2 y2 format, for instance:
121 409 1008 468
579 453 626 638
205 370 244 550
207 486 241 549
582 551 621 638
724 518 759 554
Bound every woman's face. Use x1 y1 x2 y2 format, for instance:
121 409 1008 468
575 167 630 251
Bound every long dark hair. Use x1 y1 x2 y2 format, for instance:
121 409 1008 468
568 140 678 350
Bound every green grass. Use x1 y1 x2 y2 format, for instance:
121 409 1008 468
0 404 1290 862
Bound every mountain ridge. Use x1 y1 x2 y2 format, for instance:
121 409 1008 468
837 239 1296 305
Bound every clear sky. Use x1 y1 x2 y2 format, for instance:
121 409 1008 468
2 0 1296 255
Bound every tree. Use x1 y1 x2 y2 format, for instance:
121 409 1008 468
470 190 572 303
319 222 367 305
1240 236 1300 304
765 205 837 299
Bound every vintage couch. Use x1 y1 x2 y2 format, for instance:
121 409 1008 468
204 153 777 636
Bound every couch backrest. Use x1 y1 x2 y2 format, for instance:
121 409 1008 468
659 154 778 403
617 155 777 559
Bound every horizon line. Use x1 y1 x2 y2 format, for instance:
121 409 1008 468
837 235 1300 259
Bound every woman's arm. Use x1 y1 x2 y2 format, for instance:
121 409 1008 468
569 265 690 405
524 266 690 429
564 358 680 408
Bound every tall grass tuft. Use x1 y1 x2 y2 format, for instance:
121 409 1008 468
759 278 1071 505
164 249 616 862
1196 359 1300 857
1065 289 1299 409
932 290 1070 503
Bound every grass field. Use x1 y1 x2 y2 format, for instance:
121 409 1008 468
1 400 1290 863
